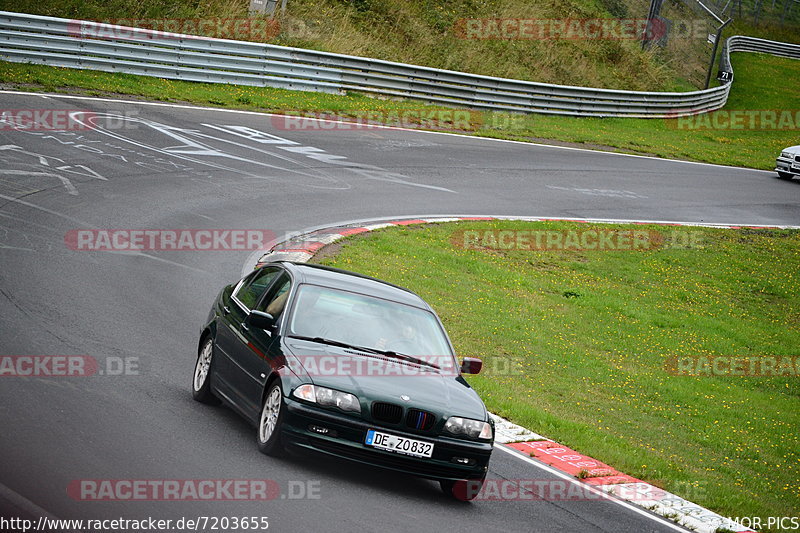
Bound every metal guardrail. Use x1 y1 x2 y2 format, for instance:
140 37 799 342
720 34 800 73
0 11 798 118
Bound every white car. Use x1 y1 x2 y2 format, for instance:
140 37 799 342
776 145 800 180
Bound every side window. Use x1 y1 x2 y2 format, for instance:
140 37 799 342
234 268 280 310
257 274 292 319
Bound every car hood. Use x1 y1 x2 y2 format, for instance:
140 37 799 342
782 145 800 154
284 338 487 421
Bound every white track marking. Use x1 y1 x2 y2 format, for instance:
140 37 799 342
496 445 691 532
0 90 775 173
0 244 35 252
0 169 77 195
0 193 91 225
490 413 549 443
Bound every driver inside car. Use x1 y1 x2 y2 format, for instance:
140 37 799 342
375 323 418 353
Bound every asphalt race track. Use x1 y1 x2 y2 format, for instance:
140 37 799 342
0 91 798 533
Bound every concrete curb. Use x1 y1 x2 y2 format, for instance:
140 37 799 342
254 215 772 533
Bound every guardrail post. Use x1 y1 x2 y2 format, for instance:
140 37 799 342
705 19 731 89
76 20 84 68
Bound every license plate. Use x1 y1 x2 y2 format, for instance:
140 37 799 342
365 429 434 458
792 162 800 171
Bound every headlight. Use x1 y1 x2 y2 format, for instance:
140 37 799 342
444 416 493 440
292 384 361 413
781 151 794 159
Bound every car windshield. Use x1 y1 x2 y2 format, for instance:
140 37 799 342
288 284 454 358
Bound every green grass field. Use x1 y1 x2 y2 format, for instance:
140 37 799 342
315 220 799 530
2 49 798 170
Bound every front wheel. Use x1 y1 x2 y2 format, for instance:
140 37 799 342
193 337 220 404
777 172 795 180
257 382 285 456
440 477 485 501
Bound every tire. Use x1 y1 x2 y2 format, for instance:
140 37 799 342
440 477 485 501
777 172 795 180
192 337 220 404
257 382 286 456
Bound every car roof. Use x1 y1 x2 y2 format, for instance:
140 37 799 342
269 261 431 310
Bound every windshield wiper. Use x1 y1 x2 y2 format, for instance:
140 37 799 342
288 335 384 354
381 351 440 369
287 335 439 369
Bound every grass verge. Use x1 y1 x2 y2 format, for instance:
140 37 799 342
314 220 799 530
1 49 798 170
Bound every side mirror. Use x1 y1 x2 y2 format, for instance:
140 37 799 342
460 357 483 375
247 310 276 330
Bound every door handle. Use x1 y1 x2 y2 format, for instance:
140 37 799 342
240 322 249 331
222 306 231 315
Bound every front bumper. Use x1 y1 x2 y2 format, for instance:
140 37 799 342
776 155 800 177
282 397 492 481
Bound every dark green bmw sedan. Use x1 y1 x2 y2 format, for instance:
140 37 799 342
192 261 494 499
